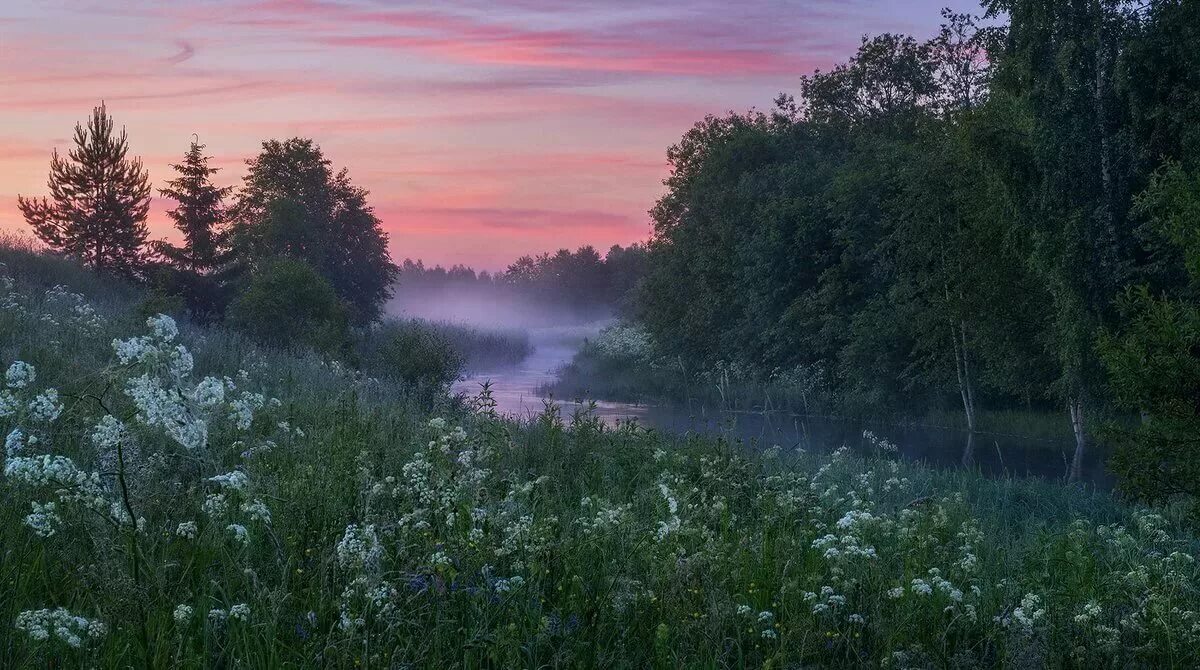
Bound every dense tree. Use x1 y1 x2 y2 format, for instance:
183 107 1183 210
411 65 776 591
984 0 1139 480
227 138 397 325
150 138 233 320
18 103 151 276
153 138 231 273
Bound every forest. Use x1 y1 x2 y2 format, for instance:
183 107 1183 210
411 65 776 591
608 1 1200 498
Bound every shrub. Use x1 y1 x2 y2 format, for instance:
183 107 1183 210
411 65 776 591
227 257 349 354
358 320 464 389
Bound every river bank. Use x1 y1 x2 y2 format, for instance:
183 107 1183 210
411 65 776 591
452 323 1109 486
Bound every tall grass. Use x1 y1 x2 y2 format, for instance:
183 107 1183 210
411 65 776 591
2 248 1199 668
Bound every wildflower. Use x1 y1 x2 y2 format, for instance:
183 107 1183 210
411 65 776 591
229 392 265 430
0 390 17 418
209 470 249 491
5 428 26 458
148 314 179 341
494 576 525 594
336 524 382 571
227 523 249 545
737 604 752 616
173 604 193 624
90 415 127 450
5 361 35 389
1011 593 1045 634
191 376 226 407
887 587 905 599
15 608 106 647
202 493 228 517
241 499 271 524
27 389 62 423
176 521 198 539
208 609 227 623
428 417 447 431
1075 601 1102 625
911 579 933 597
229 604 250 621
24 501 60 537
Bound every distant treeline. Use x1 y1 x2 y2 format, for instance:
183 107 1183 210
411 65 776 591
634 2 1200 497
396 243 647 315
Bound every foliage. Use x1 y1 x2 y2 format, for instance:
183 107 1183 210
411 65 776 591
1099 163 1200 509
633 1 1200 491
17 103 151 276
152 139 232 274
227 138 397 325
226 257 349 355
149 139 234 321
354 320 465 393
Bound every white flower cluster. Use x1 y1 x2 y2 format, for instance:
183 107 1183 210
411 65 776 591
24 501 61 537
116 315 272 451
41 285 104 333
592 324 655 361
14 607 106 647
336 523 382 571
6 361 35 389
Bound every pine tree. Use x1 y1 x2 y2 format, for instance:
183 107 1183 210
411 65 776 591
154 138 232 273
17 103 152 275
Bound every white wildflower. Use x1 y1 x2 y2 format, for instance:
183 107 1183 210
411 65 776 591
5 361 35 389
24 501 60 537
173 604 193 624
209 470 249 491
226 523 249 545
27 389 62 423
336 524 382 571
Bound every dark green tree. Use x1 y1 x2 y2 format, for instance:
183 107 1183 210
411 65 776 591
153 138 231 273
228 138 397 324
1099 163 1200 506
17 103 151 276
227 256 349 354
983 0 1138 480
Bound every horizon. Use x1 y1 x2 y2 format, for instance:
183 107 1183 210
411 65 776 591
1 0 974 271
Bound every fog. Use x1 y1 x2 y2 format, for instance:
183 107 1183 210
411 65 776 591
386 282 611 331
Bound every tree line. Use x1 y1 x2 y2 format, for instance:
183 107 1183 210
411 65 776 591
398 243 647 314
636 1 1200 499
18 105 398 350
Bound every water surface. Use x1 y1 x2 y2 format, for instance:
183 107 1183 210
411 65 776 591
452 325 1111 487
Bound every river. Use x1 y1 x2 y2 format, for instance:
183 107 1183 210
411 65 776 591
451 324 1112 487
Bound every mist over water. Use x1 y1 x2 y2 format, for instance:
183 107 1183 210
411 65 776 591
386 283 1104 485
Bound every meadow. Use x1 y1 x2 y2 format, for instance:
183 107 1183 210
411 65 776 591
3 247 1200 668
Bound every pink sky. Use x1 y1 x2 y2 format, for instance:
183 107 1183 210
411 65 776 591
0 0 975 270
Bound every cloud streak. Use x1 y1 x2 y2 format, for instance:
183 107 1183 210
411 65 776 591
0 0 979 268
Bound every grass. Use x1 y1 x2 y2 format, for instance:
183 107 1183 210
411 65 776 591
3 245 1200 668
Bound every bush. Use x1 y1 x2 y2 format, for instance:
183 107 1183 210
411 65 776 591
358 320 464 390
227 257 349 354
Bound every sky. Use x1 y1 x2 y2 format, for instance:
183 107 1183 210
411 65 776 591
0 0 977 271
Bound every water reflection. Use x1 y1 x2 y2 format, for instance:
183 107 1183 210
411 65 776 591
452 325 1111 488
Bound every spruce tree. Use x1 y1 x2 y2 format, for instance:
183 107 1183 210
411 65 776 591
17 103 151 275
154 138 232 273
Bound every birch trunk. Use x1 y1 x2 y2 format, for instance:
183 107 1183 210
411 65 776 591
952 322 977 433
1068 396 1087 483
